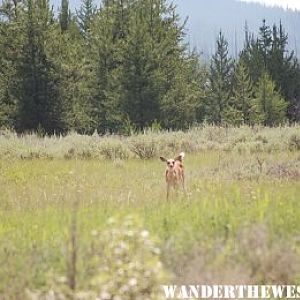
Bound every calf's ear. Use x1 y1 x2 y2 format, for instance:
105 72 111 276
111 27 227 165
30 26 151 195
174 155 182 162
160 156 167 162
175 152 185 162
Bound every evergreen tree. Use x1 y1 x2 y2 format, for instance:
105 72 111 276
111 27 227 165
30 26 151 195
16 0 65 133
258 19 272 69
0 0 23 128
241 36 265 84
285 63 300 122
89 0 127 133
160 51 204 129
253 72 287 126
207 31 233 124
268 22 300 122
241 20 300 122
59 0 69 32
1 0 300 133
49 15 95 134
230 60 255 125
121 0 164 128
76 0 96 39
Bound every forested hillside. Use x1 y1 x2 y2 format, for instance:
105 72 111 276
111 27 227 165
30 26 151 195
174 0 300 58
0 0 300 134
50 0 300 58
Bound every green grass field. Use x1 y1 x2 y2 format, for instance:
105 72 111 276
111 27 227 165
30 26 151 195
0 127 300 299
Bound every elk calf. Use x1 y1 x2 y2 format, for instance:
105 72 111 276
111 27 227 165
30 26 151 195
160 152 185 200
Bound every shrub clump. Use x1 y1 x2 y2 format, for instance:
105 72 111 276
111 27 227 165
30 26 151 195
129 135 159 159
288 134 300 151
98 138 131 160
1 125 300 160
26 216 167 300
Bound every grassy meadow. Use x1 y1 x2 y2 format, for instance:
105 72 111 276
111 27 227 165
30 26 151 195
0 126 300 299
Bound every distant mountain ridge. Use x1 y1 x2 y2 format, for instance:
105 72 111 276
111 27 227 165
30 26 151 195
173 0 300 59
52 0 300 59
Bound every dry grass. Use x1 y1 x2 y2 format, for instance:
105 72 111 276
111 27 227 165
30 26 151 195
0 126 299 299
1 125 300 160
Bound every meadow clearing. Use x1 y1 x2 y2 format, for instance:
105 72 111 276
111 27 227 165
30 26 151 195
0 126 300 299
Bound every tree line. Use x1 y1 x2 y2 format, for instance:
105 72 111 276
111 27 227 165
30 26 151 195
0 0 299 134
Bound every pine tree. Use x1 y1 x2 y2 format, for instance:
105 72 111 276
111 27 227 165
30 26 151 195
161 52 204 129
89 0 127 133
76 0 96 39
121 0 162 128
241 19 273 85
240 20 300 122
268 22 300 122
258 19 272 69
119 0 203 129
285 63 300 122
0 0 23 128
16 0 65 133
230 60 255 125
59 0 69 32
253 72 287 126
207 31 233 125
48 15 95 134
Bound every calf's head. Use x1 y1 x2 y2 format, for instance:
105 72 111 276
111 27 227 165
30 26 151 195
160 152 185 170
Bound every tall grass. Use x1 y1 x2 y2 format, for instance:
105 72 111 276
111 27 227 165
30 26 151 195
0 126 299 299
1 125 300 160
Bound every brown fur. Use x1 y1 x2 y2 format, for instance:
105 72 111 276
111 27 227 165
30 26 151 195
160 152 185 200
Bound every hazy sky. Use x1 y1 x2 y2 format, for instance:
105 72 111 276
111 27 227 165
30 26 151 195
241 0 300 10
52 0 300 12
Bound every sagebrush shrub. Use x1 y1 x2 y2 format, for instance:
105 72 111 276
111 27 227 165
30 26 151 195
26 216 167 300
1 125 300 160
288 134 300 151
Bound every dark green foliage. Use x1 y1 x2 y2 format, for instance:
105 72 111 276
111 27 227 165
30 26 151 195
240 30 265 85
258 19 272 69
241 19 300 123
89 0 125 133
161 52 205 128
230 60 255 125
76 0 96 38
0 2 300 133
50 22 95 134
59 0 69 32
207 31 233 125
253 72 287 126
16 0 65 133
0 1 21 128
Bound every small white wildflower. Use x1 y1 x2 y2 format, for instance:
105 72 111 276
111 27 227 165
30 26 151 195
128 262 136 269
128 278 137 286
119 241 128 249
107 217 115 225
124 216 133 226
126 230 134 237
120 284 129 293
100 291 111 300
114 247 123 255
91 230 98 236
103 266 110 272
140 230 149 238
76 291 95 300
117 268 124 276
56 276 67 284
115 259 123 266
144 270 152 277
47 290 55 300
152 247 161 255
